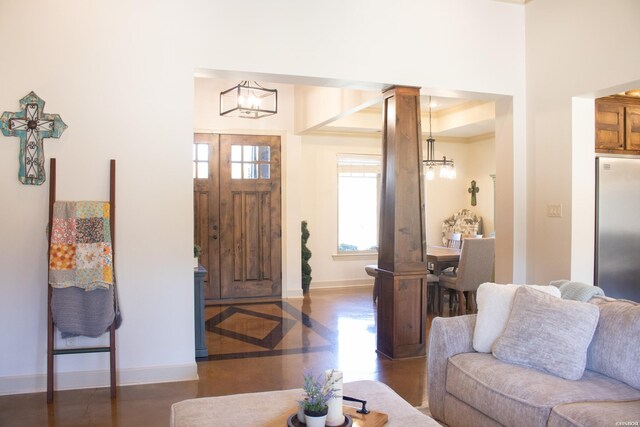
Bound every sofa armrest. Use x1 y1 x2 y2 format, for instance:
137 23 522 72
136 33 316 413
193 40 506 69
427 314 477 421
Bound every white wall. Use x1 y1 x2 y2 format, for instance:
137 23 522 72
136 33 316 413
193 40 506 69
525 0 640 284
0 0 525 394
300 134 381 286
464 137 497 237
0 2 197 393
425 138 495 246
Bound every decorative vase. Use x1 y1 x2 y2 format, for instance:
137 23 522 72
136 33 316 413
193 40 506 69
304 410 328 427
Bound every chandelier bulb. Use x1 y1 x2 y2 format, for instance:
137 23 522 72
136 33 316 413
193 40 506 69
426 167 435 180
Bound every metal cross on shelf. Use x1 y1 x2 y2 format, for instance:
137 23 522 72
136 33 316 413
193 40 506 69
1 92 67 185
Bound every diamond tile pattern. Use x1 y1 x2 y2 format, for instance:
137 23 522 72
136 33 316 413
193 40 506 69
204 301 336 360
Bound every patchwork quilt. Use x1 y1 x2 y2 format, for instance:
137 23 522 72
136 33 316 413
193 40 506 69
49 201 113 291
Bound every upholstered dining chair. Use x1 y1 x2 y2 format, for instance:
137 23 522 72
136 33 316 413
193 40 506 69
438 238 495 316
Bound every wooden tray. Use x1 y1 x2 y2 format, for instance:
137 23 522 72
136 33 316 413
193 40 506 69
344 406 388 427
267 406 388 427
286 414 352 426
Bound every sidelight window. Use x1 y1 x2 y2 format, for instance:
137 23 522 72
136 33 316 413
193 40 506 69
193 143 209 179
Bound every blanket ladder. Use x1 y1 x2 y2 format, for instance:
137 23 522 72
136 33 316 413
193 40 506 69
46 158 117 403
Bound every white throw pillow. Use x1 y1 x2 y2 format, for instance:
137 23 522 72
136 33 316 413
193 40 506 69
472 282 561 353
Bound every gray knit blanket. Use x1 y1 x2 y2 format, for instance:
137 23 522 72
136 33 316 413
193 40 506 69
549 280 605 302
51 284 122 338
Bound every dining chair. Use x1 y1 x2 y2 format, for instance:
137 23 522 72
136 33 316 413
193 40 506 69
366 264 379 302
427 273 440 314
438 238 495 316
445 232 462 249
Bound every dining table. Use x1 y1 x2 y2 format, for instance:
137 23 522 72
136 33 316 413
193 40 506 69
366 246 461 313
426 245 461 275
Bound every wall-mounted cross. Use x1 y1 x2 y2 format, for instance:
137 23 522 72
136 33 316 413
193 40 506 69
468 180 480 206
1 92 67 185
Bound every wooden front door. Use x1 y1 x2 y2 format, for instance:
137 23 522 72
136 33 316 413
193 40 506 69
194 133 282 300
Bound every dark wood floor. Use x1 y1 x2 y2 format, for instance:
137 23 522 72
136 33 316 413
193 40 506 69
0 286 435 426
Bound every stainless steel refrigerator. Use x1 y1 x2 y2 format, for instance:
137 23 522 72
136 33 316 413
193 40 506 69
595 157 640 302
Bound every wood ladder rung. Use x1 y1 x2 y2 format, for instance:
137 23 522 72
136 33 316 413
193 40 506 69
53 347 112 355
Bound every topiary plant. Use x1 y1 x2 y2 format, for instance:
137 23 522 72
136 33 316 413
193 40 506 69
301 220 312 293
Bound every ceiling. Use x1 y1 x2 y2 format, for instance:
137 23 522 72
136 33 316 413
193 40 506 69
312 93 496 140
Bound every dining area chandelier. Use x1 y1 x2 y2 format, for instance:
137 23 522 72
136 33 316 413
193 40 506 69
423 96 456 180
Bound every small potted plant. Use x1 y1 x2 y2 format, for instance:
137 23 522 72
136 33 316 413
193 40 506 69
194 244 201 269
297 370 337 427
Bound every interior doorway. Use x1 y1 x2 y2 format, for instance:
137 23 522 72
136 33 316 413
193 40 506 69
194 133 282 301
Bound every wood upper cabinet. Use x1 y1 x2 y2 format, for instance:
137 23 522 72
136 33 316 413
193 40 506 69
595 101 624 151
626 106 640 151
596 96 640 154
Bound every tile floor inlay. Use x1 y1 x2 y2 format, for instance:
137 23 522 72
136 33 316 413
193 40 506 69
204 301 337 361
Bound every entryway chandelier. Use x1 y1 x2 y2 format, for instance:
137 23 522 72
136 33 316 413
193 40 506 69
219 81 278 119
423 96 456 180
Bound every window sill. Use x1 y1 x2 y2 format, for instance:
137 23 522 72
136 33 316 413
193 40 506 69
332 252 378 261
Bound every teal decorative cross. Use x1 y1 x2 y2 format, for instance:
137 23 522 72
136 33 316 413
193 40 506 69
1 92 67 185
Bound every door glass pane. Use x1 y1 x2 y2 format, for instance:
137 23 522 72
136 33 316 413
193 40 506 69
231 145 242 162
260 164 270 179
193 144 196 161
197 144 208 161
197 162 208 179
193 162 196 179
243 145 259 162
259 146 270 161
231 163 242 179
243 163 258 179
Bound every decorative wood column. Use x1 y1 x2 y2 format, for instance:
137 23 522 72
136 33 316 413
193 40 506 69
376 86 428 359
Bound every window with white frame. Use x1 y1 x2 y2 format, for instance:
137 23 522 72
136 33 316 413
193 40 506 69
337 154 381 253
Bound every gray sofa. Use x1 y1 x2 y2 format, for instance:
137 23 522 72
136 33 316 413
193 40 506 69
427 296 640 427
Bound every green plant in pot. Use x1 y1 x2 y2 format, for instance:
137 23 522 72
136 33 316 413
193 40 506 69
297 370 337 426
301 221 312 293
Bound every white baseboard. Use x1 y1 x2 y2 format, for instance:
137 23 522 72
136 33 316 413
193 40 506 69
285 288 304 298
285 279 373 298
0 362 198 396
308 279 374 289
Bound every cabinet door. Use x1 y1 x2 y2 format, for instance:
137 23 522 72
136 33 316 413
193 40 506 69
626 106 640 151
595 102 624 151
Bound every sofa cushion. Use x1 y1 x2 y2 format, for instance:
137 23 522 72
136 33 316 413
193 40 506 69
473 282 561 353
548 400 640 427
492 286 599 380
587 296 640 389
446 353 640 427
443 393 503 427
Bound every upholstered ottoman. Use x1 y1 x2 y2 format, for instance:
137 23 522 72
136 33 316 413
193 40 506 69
170 379 437 426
